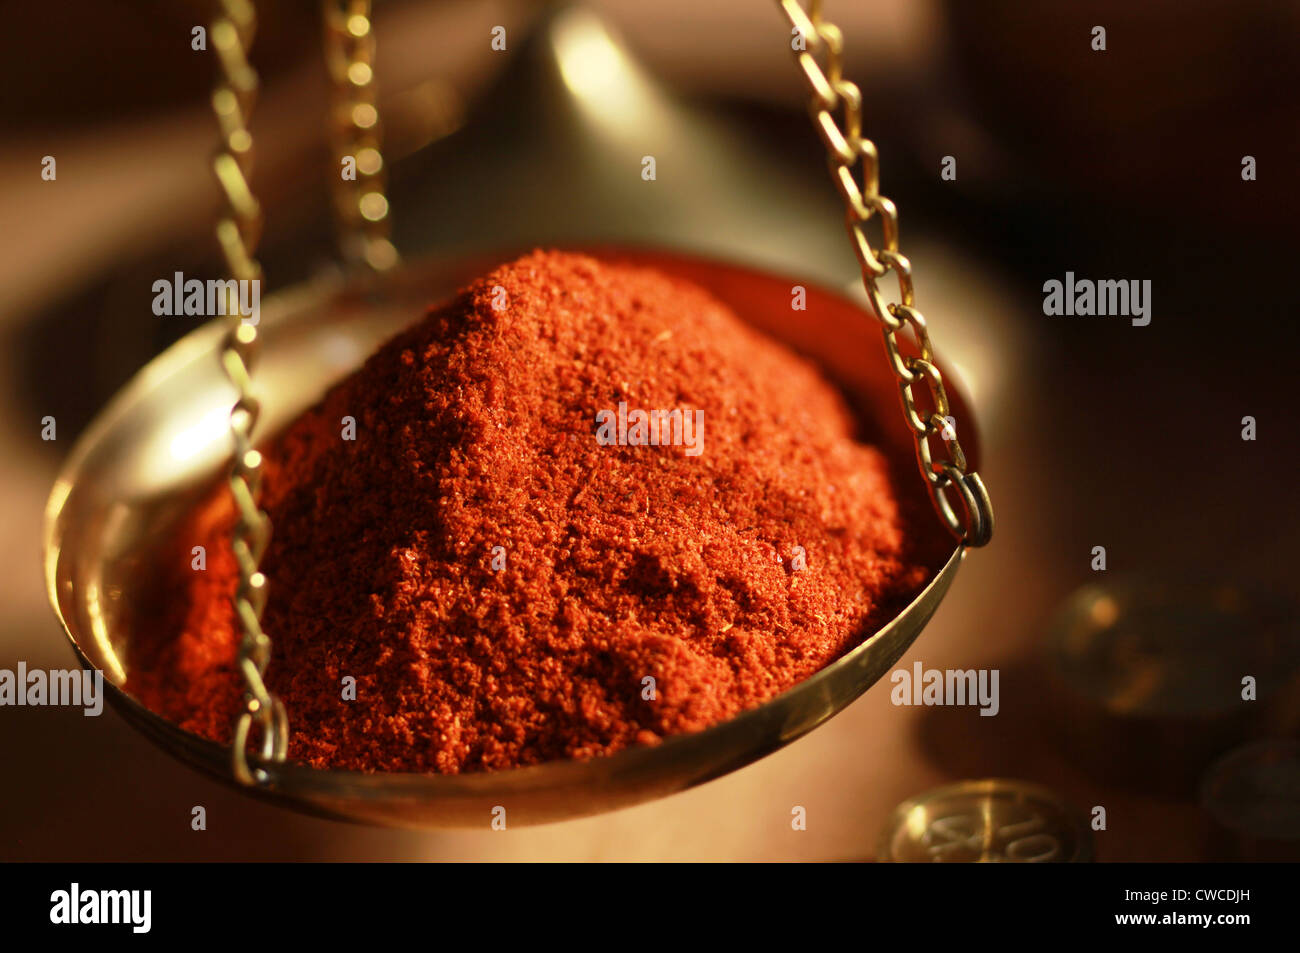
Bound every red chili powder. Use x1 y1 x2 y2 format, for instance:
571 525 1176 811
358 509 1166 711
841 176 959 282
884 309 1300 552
127 250 939 773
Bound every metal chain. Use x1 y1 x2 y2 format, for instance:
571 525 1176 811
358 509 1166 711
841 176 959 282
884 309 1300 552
323 0 399 273
210 0 288 785
778 0 993 546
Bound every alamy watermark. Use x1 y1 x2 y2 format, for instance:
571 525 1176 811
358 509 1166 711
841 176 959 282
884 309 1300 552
50 883 150 934
152 271 261 325
890 661 999 716
0 663 103 716
595 402 703 456
1042 272 1150 326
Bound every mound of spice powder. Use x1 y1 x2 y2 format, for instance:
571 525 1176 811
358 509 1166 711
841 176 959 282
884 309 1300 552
127 250 940 773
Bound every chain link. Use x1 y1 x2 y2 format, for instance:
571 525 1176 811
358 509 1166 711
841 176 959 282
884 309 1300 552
210 0 288 785
778 0 993 546
323 0 399 273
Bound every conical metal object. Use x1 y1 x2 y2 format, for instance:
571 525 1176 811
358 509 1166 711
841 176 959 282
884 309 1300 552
392 4 854 286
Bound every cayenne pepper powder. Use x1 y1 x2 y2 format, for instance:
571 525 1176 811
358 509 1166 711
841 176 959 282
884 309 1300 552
128 250 938 773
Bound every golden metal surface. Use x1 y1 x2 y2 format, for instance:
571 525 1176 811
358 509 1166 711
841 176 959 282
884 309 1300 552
778 0 993 546
878 779 1093 863
44 249 972 828
209 0 288 786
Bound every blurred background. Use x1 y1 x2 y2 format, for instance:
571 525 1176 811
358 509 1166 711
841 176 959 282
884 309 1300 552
2 0 1299 860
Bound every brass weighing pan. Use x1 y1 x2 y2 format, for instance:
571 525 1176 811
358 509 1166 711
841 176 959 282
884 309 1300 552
44 247 979 828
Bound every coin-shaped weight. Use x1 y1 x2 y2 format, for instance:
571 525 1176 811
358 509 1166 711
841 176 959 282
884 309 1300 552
1200 739 1300 860
1044 579 1299 798
878 779 1093 863
1048 579 1297 718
